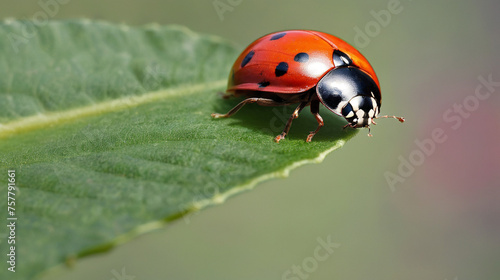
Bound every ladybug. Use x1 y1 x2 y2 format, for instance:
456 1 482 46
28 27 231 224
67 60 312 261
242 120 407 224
212 30 404 142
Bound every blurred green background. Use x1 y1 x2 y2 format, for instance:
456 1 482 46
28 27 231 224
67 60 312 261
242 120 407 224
2 0 499 279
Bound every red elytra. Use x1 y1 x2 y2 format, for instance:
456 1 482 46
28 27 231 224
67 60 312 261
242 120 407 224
228 30 379 93
213 30 404 142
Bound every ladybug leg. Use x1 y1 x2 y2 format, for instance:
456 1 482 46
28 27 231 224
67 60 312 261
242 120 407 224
274 101 308 143
211 98 288 118
306 100 324 142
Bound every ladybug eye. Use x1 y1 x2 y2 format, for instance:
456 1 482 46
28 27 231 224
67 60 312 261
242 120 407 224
333 50 352 67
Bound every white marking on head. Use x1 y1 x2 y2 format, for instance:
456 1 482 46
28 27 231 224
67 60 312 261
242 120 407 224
341 56 350 64
356 110 365 119
351 99 360 111
346 111 354 118
368 109 375 118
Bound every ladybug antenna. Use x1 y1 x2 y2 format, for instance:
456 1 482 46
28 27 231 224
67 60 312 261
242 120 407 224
375 115 405 123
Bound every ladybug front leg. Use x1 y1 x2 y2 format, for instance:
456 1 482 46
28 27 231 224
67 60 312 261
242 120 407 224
306 100 324 142
211 97 289 118
274 101 308 143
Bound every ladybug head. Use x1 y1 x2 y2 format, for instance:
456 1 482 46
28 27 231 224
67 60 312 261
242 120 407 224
341 95 379 128
317 66 404 136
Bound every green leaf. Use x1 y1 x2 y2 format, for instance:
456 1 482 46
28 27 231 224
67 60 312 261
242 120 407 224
0 20 356 279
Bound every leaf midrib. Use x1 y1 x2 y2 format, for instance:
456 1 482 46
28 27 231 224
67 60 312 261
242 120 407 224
0 79 226 139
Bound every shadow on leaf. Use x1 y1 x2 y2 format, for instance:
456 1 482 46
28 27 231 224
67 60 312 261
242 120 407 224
211 96 358 143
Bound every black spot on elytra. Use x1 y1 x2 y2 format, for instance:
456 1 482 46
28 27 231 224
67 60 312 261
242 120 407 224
332 50 352 67
294 52 309 63
270 32 286 40
241 50 255 67
275 62 289 77
258 81 270 88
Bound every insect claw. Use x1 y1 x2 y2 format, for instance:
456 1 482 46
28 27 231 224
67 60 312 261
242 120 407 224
367 125 373 137
306 132 314 142
211 113 227 118
274 133 286 143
